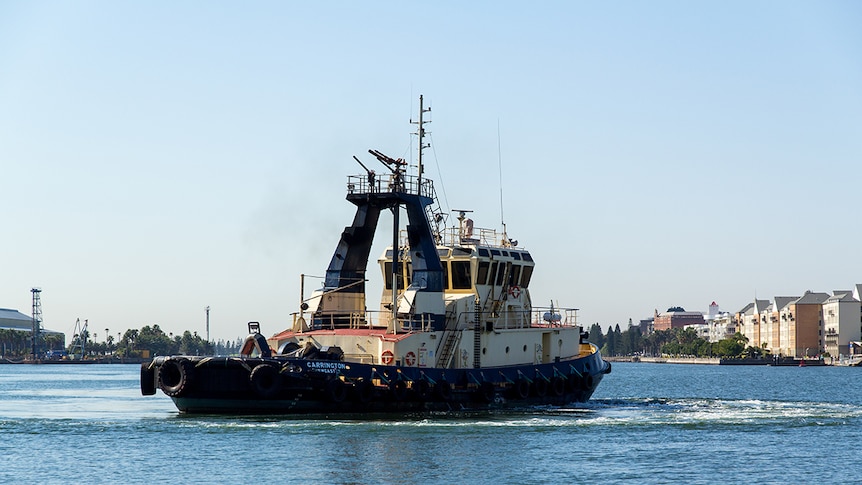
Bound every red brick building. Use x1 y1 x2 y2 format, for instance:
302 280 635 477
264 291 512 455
653 307 705 331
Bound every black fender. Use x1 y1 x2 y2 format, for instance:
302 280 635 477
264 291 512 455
249 363 280 398
158 358 194 397
140 362 156 396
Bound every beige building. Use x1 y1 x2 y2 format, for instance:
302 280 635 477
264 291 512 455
779 291 829 357
822 290 861 357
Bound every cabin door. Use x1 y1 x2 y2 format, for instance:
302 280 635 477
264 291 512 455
542 332 552 364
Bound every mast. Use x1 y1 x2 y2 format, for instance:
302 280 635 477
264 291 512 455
412 95 430 188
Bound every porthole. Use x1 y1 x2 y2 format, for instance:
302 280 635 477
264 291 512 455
523 345 527 352
482 347 487 355
506 346 510 353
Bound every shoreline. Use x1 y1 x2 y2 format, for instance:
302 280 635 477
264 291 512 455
0 357 147 365
605 356 838 366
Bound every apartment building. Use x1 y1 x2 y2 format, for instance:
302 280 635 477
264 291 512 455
822 291 861 357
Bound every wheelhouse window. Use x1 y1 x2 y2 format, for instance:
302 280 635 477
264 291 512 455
509 265 522 287
476 261 491 285
451 260 472 290
520 265 534 288
495 262 509 286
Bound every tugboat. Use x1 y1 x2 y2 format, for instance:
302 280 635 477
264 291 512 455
141 96 611 414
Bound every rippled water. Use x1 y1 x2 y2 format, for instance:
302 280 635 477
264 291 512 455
1 363 859 484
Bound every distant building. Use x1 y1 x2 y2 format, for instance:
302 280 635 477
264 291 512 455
684 323 710 340
0 307 66 350
654 307 705 331
779 291 829 357
638 317 654 335
822 291 861 358
708 312 736 343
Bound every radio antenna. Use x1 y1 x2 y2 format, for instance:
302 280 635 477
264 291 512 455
498 119 506 236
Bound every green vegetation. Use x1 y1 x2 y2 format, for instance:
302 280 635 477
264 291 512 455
0 325 243 360
589 323 771 359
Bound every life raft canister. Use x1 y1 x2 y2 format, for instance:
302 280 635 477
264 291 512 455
381 349 394 365
404 351 416 366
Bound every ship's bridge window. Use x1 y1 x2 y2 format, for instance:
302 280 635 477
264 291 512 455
512 252 522 261
451 260 472 289
437 249 450 258
520 265 534 288
453 248 472 257
490 249 501 256
478 248 490 257
383 262 405 290
495 262 509 286
509 265 522 287
522 252 533 262
476 261 491 285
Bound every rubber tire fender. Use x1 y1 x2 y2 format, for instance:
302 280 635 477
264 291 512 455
435 380 452 401
326 378 348 403
249 363 280 398
390 379 408 401
513 378 530 399
140 362 156 396
533 378 548 397
158 358 194 397
551 376 566 397
413 379 432 401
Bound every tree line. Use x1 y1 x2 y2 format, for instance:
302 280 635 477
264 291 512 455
588 323 771 359
0 325 244 360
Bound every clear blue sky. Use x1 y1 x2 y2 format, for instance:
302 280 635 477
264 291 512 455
2 1 860 343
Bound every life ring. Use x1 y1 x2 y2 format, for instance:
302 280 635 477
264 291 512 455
513 378 530 399
326 378 348 403
158 358 194 397
140 362 156 396
404 351 416 366
551 376 566 396
249 363 280 398
381 349 394 365
508 286 521 298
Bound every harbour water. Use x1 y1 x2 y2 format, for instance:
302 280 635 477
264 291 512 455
1 363 860 484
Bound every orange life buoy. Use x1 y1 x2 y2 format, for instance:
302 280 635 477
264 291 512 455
508 286 521 298
404 351 416 366
381 349 394 365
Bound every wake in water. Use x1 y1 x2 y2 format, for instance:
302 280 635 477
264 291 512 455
551 397 862 429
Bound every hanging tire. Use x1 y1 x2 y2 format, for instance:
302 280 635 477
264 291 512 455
249 364 280 398
583 373 595 391
158 358 194 397
477 382 495 403
533 378 548 397
352 379 374 403
435 380 452 401
566 373 580 392
413 379 432 401
390 379 408 401
326 378 348 403
551 377 566 397
140 362 156 396
513 378 530 399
